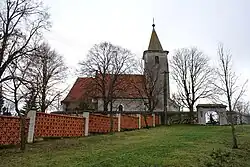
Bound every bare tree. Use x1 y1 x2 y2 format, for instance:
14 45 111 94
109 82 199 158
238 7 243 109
2 100 15 116
3 57 34 150
170 47 213 123
213 44 248 149
26 42 68 112
79 41 136 132
134 61 162 128
235 100 249 125
0 0 50 83
171 93 184 111
0 0 50 149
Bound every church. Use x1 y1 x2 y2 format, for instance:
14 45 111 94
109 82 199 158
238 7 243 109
61 24 180 113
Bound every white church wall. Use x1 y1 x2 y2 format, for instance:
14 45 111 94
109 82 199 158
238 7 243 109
97 98 145 112
96 98 180 113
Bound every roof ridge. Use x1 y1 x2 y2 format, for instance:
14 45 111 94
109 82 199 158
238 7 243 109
96 73 144 76
77 76 94 79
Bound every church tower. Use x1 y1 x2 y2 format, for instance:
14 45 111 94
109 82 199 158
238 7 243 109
142 23 170 112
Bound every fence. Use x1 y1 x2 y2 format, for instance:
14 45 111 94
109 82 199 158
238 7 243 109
0 116 29 145
89 114 118 133
121 114 139 130
34 112 85 137
0 111 161 146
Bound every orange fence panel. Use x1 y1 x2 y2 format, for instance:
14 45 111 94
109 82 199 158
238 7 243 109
89 114 118 133
141 114 153 127
121 114 138 129
0 116 29 145
34 112 85 137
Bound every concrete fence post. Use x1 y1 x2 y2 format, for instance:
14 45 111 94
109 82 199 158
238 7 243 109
152 113 155 127
137 114 141 129
117 113 121 132
83 112 89 136
27 110 37 143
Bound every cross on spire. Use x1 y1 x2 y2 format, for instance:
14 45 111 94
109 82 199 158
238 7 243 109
152 18 155 28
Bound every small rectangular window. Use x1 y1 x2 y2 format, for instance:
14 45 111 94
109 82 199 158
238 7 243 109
155 56 159 64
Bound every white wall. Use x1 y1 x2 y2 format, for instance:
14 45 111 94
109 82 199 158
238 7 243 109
97 98 180 113
97 98 145 112
197 107 228 125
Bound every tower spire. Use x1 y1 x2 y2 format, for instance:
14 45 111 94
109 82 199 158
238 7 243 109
148 19 163 51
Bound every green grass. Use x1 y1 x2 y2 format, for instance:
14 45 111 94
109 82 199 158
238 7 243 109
0 125 250 167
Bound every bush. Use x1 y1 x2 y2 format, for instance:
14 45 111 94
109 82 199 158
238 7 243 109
203 148 239 167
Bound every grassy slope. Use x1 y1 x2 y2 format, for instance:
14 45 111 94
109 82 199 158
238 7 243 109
0 125 249 167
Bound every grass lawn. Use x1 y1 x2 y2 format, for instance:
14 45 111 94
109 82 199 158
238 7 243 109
0 125 250 167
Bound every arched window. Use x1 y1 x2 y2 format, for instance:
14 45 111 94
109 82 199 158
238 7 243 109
155 56 159 64
118 104 123 112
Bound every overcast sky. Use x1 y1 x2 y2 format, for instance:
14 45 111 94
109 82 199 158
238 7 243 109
43 0 250 101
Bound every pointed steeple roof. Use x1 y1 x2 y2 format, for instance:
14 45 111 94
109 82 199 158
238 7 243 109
148 23 163 51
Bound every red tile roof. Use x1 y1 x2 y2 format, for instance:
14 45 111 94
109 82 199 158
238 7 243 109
62 74 147 103
62 77 94 102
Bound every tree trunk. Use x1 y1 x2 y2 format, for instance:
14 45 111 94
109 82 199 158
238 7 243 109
20 116 26 151
239 114 243 125
41 91 46 112
143 114 149 129
189 105 194 124
229 112 238 149
231 124 238 149
109 101 114 133
103 100 108 113
41 55 48 113
110 113 114 133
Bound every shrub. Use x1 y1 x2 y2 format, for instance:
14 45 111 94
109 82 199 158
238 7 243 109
203 148 240 167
